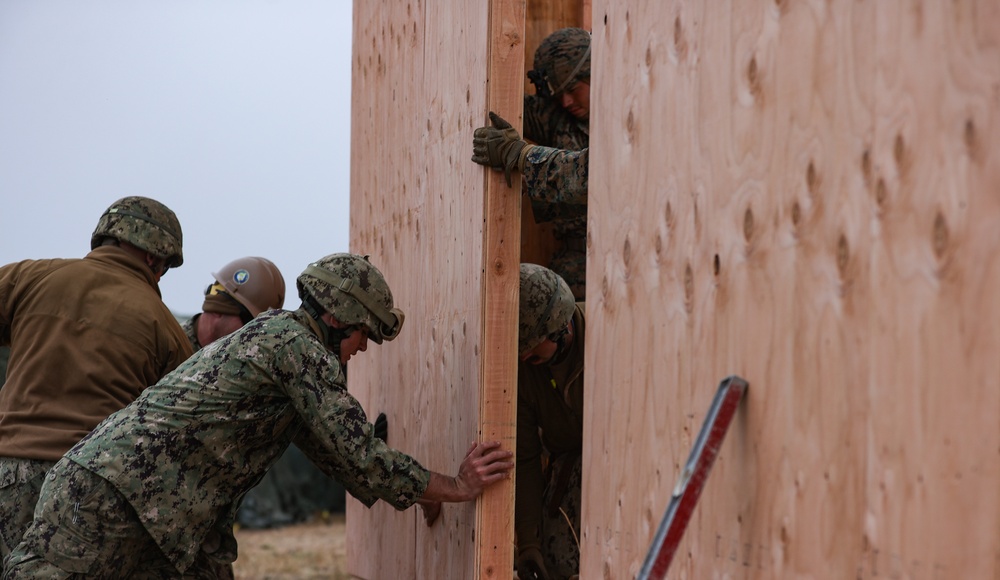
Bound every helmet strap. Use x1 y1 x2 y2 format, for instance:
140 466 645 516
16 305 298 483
552 43 591 96
549 319 574 365
302 296 352 358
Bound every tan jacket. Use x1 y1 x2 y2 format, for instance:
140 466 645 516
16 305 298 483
0 246 193 461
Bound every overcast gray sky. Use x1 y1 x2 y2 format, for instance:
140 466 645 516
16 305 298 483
0 1 352 316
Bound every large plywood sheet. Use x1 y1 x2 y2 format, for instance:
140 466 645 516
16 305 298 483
348 2 489 578
584 0 1000 577
348 1 522 578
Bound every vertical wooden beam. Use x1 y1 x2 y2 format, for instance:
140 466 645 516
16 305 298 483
477 1 524 578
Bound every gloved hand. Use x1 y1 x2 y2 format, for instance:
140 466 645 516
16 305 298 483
374 412 388 443
471 111 530 187
515 545 551 580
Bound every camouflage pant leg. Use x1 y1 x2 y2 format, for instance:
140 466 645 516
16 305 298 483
3 458 181 579
2 552 76 580
178 538 235 580
0 457 57 562
539 454 582 580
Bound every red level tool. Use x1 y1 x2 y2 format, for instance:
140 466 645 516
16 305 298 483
638 375 749 579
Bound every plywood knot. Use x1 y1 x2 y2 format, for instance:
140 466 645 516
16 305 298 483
625 109 636 143
747 57 761 98
684 263 694 313
673 15 688 58
836 234 850 276
806 161 818 194
875 178 888 208
893 133 909 177
933 212 949 258
964 118 979 159
861 148 873 186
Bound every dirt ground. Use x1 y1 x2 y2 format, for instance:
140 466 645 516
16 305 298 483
232 513 349 580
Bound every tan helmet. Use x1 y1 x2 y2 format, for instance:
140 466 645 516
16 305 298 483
518 263 576 353
528 27 592 99
296 253 404 344
212 257 286 317
91 196 184 267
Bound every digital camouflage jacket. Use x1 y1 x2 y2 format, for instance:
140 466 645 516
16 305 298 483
66 308 430 572
522 95 589 298
522 94 589 237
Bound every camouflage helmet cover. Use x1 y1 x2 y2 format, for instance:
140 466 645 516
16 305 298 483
518 263 576 353
296 253 404 344
213 256 286 317
529 27 592 98
90 196 184 267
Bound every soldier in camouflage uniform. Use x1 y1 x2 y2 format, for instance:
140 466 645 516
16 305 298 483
514 264 585 580
180 259 346 539
3 253 513 579
182 256 286 351
473 28 591 300
0 196 192 562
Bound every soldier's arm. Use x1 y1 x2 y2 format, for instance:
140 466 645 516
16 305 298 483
521 145 589 205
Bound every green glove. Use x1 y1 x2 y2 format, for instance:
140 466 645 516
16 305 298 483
515 545 551 580
471 111 529 187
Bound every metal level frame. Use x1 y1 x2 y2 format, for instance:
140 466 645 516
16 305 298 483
638 375 749 579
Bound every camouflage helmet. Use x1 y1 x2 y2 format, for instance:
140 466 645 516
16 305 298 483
212 257 286 317
528 27 592 99
296 253 404 344
518 263 576 353
91 196 184 267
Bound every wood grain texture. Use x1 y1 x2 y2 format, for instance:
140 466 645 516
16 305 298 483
476 0 525 578
584 0 1000 577
348 1 524 578
347 1 489 578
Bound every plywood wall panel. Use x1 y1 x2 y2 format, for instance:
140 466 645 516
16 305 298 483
585 0 1000 578
351 0 999 577
348 1 492 578
862 1 1000 576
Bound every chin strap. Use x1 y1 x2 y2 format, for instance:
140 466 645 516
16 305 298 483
549 319 575 365
302 297 352 358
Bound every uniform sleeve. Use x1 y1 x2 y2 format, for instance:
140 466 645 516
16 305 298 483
280 338 430 510
522 146 589 206
515 377 547 550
